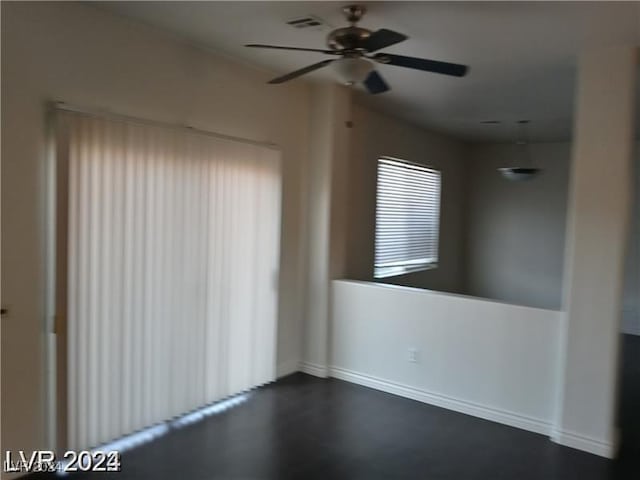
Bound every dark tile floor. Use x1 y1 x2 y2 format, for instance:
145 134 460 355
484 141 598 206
33 335 640 479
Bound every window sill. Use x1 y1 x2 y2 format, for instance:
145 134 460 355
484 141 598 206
374 263 438 279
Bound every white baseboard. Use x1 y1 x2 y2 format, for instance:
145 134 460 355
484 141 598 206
329 366 552 436
286 364 616 458
551 429 616 458
300 361 328 378
276 359 300 378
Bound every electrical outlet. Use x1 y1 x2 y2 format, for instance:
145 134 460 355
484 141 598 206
407 348 419 363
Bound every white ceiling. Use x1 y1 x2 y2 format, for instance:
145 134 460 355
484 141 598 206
94 1 640 142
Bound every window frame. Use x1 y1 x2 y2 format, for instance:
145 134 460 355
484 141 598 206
373 156 442 279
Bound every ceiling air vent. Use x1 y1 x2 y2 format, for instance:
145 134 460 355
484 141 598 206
286 15 327 29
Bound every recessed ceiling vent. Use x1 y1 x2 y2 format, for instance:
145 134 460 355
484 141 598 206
286 15 327 29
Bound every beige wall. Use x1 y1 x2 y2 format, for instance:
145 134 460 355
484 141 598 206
464 142 571 309
464 141 640 325
1 1 310 459
622 143 640 334
345 105 468 294
302 84 352 375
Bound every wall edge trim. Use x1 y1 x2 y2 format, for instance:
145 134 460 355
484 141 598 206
300 361 328 378
550 429 616 458
329 366 552 436
276 359 301 379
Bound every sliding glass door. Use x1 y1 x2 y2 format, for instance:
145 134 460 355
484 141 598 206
55 110 281 451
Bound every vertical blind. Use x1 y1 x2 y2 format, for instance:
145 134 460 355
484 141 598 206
60 110 281 450
374 157 441 278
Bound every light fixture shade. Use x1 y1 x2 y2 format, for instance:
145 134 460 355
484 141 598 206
498 167 541 181
333 57 374 85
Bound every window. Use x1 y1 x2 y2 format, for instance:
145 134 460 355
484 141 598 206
374 157 441 278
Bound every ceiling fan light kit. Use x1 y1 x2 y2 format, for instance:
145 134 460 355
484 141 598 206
246 4 469 94
333 57 374 85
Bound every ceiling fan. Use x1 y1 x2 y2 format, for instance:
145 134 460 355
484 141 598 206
246 4 469 94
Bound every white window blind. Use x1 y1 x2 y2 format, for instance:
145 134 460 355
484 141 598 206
59 110 281 451
374 157 441 278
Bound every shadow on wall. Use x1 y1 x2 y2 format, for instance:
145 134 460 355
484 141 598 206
379 142 573 311
462 142 571 311
622 142 640 335
345 105 468 296
345 105 640 315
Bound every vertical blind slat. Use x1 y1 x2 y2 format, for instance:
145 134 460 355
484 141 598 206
62 111 281 450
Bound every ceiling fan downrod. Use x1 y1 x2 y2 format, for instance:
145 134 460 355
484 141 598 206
343 4 366 24
327 4 372 52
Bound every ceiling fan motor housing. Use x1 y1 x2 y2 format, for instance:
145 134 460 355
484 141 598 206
327 5 370 52
327 26 371 51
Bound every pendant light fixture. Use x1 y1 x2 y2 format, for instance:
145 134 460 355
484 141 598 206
498 120 541 181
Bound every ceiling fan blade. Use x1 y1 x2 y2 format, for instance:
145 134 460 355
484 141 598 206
363 70 390 94
246 44 338 54
361 29 408 52
373 53 468 77
268 59 335 84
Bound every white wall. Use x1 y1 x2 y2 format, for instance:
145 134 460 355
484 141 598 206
464 142 571 310
331 280 563 434
1 1 310 461
346 105 468 294
302 84 351 376
555 46 637 458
